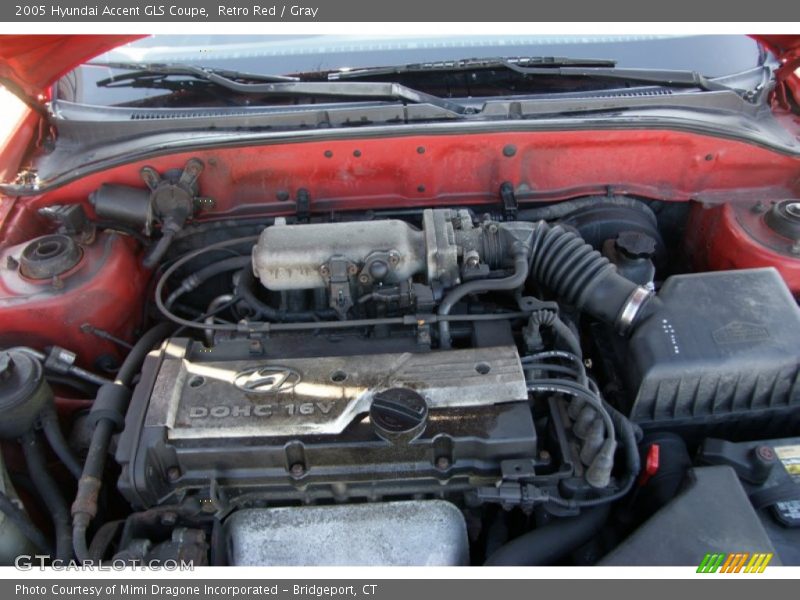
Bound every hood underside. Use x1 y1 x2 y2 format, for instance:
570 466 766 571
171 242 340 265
0 35 143 106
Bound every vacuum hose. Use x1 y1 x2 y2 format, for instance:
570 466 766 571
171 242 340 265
438 251 529 349
20 431 73 560
72 323 173 561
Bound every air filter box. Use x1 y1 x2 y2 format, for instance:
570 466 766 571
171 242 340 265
624 268 800 436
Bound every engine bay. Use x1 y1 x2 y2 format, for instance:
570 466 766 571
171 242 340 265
1 134 799 566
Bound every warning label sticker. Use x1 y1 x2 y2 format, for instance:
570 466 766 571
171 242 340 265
774 444 800 482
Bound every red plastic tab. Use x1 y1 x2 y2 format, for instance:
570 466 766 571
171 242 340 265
638 443 660 487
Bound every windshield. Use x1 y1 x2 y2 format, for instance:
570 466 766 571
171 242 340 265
58 34 765 107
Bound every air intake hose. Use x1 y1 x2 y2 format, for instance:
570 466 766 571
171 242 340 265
436 220 656 348
527 220 655 334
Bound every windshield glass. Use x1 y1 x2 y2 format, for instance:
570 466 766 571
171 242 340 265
59 34 765 107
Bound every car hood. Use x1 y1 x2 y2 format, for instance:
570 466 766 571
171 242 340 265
0 35 143 106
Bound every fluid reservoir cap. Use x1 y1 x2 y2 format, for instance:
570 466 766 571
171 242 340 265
615 230 657 259
764 200 800 241
19 234 82 280
370 387 428 443
0 350 49 439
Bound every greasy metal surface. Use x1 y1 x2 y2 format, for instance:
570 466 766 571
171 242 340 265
146 342 526 438
224 500 469 566
253 217 426 290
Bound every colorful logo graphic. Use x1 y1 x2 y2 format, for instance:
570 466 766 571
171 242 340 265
697 552 773 573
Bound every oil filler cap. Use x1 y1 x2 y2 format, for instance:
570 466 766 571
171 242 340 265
370 388 428 443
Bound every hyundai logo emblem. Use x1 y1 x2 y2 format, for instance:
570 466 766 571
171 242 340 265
233 366 301 394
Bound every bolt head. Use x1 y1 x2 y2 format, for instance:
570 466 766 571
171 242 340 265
464 251 480 268
756 445 776 462
435 456 451 470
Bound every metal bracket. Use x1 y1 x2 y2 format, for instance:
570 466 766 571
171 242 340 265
500 181 518 221
320 255 356 319
296 188 311 223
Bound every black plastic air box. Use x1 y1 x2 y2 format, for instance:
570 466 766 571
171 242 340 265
624 268 800 436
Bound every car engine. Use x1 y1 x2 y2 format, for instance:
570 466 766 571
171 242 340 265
1 155 799 567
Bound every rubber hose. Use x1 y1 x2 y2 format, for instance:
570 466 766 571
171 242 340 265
73 323 172 561
45 374 98 397
237 268 337 322
142 227 177 270
438 251 529 348
551 316 583 358
484 504 610 566
516 195 656 225
20 431 73 561
528 221 651 327
115 322 173 387
165 255 251 308
0 489 51 554
40 404 82 479
72 419 114 561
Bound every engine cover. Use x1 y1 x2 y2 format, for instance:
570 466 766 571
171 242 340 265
116 337 536 508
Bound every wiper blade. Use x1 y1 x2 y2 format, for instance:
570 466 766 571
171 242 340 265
329 56 618 79
90 62 468 115
90 62 300 85
330 56 732 93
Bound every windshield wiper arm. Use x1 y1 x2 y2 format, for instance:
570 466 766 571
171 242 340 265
330 57 732 93
92 63 468 115
506 64 732 92
329 56 618 79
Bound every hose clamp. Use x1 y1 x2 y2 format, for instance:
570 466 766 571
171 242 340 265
616 286 652 335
